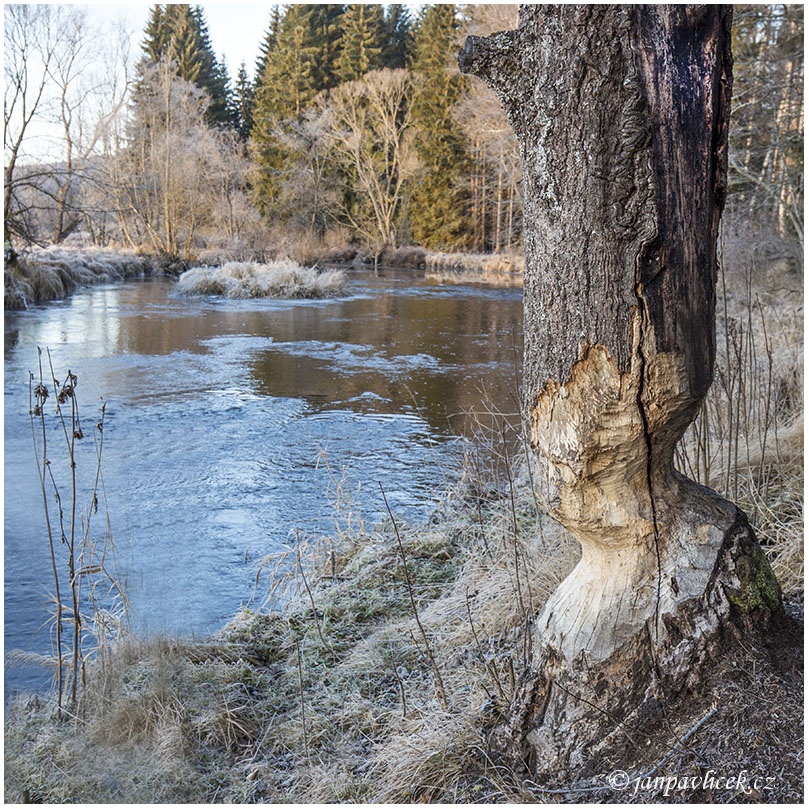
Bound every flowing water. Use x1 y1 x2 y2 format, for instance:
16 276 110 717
4 267 523 698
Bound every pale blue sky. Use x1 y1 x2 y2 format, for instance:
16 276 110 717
94 2 276 78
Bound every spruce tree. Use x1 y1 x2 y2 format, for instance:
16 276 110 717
142 5 171 63
382 5 414 69
251 5 319 213
232 62 255 141
254 6 282 87
336 4 384 83
308 5 346 91
165 4 205 83
408 4 470 249
250 4 346 216
137 4 231 128
255 5 319 121
191 6 231 126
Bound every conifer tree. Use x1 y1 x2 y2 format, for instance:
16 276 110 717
191 6 231 126
308 5 345 91
382 5 414 69
408 4 470 249
255 6 318 121
254 6 282 88
250 4 344 216
251 6 318 213
337 4 384 83
232 62 255 141
137 4 231 127
165 4 205 83
142 5 171 63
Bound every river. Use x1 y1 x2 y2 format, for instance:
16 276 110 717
4 266 523 698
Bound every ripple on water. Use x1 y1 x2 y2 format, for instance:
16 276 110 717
4 273 523 699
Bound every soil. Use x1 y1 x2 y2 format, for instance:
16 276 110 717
566 601 805 804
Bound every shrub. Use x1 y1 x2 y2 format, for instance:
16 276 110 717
176 261 346 299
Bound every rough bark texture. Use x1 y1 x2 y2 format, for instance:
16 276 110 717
460 4 784 783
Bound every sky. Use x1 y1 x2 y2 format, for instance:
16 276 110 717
96 3 276 77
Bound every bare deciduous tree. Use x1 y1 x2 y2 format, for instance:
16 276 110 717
110 60 254 258
729 4 803 244
326 68 417 252
114 61 206 255
4 4 63 251
272 103 339 238
4 5 135 251
47 11 132 244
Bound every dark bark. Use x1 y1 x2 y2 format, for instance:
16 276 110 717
460 4 783 782
463 5 730 404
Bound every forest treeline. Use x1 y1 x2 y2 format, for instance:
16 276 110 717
3 3 804 262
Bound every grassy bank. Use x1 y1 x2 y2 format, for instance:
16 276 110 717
3 243 524 312
4 237 802 803
3 440 577 803
3 248 183 310
4 419 803 802
425 251 525 287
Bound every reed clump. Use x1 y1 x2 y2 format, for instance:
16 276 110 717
424 251 524 286
176 260 346 299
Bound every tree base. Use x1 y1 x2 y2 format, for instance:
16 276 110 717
490 509 784 785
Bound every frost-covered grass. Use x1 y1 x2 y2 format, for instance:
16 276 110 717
176 260 346 299
4 248 163 309
4 418 803 802
677 251 804 596
3 435 580 803
3 232 802 804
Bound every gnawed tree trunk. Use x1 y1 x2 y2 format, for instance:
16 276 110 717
460 5 784 782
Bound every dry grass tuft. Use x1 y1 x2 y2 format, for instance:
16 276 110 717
676 245 803 597
377 245 428 268
176 260 346 299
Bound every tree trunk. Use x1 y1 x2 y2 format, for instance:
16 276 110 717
460 4 784 782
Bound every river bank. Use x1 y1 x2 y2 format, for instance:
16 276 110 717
4 436 803 802
4 238 802 802
4 247 186 310
3 244 525 310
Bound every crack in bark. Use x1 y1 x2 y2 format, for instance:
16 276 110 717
634 282 664 661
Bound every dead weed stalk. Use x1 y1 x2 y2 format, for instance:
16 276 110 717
25 348 127 716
